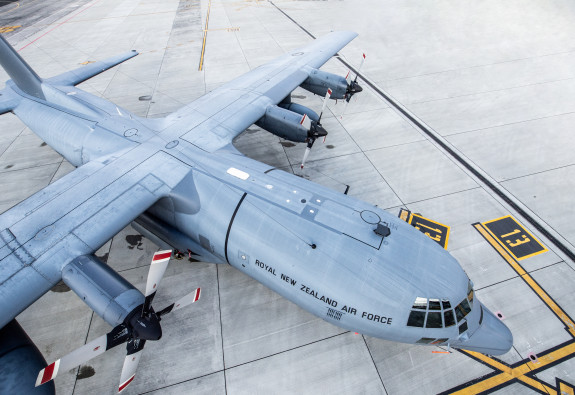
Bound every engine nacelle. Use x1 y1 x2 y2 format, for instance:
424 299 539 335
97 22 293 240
301 69 348 99
61 255 144 327
279 102 320 122
255 105 309 143
0 320 54 394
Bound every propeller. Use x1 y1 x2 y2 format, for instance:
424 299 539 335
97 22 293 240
341 53 366 118
36 250 201 393
345 53 365 102
300 88 331 169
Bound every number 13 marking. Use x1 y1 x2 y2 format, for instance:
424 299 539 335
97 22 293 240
506 235 530 247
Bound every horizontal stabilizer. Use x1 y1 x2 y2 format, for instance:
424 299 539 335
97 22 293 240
0 94 17 116
47 50 139 86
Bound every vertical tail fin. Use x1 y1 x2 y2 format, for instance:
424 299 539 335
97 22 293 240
0 34 45 99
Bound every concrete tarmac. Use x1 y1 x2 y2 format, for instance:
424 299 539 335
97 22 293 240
1 0 575 394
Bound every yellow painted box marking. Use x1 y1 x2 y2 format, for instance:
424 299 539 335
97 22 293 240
482 215 547 260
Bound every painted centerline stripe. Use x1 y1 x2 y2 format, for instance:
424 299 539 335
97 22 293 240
198 0 212 71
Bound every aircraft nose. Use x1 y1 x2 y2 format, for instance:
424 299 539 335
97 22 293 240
460 304 513 355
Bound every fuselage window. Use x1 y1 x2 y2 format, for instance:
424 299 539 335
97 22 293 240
425 312 442 328
458 320 468 335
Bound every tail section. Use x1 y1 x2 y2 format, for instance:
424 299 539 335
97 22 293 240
0 33 138 100
0 34 45 99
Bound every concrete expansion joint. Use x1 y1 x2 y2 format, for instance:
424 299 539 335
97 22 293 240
337 65 575 266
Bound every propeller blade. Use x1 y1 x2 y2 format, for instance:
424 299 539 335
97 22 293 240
345 70 352 85
300 113 312 131
340 100 350 119
353 53 366 83
157 287 201 317
118 339 146 393
301 146 312 169
36 325 130 387
142 250 172 314
145 250 172 297
318 88 332 124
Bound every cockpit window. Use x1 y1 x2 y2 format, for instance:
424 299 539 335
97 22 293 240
443 309 455 327
407 296 455 328
467 280 474 307
428 299 441 310
408 282 475 329
407 310 426 327
426 312 442 328
455 298 471 322
460 298 471 315
412 297 427 309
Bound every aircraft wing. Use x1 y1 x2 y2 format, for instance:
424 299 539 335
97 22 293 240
159 31 357 152
0 142 191 326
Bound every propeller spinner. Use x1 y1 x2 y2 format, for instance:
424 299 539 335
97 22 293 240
36 250 201 393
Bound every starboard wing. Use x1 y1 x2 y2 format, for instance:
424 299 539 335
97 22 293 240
158 31 358 152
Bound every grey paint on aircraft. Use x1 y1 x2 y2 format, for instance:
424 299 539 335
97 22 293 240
0 30 512 392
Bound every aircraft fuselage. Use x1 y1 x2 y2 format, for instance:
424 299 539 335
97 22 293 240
1 57 512 357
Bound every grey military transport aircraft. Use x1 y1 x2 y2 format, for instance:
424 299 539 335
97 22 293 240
0 31 513 393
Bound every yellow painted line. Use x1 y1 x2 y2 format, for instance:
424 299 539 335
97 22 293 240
449 372 510 395
463 350 511 373
449 222 575 393
475 224 527 275
198 0 212 71
561 381 575 395
518 375 556 393
456 342 575 394
0 25 21 33
475 224 575 337
398 208 410 222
